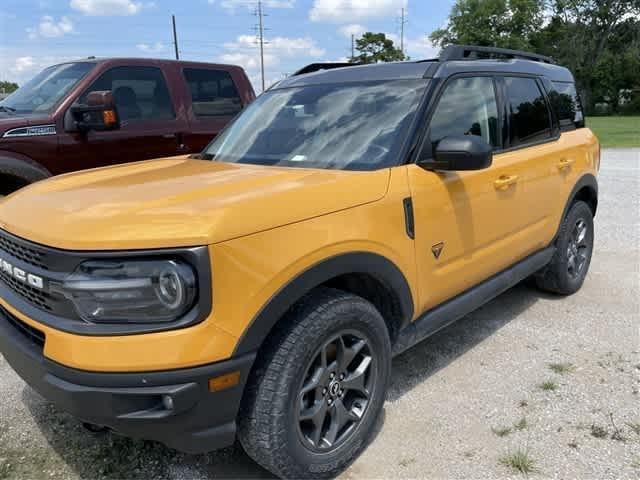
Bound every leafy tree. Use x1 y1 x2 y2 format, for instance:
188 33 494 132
430 0 640 114
430 0 545 50
0 81 19 95
351 32 407 64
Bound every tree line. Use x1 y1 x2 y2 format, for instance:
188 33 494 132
351 0 640 115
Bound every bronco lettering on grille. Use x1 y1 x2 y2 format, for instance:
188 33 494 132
0 257 44 289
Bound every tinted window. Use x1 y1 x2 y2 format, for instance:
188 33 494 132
549 81 584 130
429 76 499 149
203 80 427 171
505 77 552 146
80 66 175 122
183 68 242 117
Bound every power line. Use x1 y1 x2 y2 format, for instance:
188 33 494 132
255 0 266 92
172 14 180 60
351 34 355 60
400 7 407 56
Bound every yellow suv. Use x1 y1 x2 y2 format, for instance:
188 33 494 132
0 45 599 478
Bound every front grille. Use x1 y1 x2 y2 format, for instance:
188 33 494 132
0 269 52 311
1 307 46 349
0 234 47 270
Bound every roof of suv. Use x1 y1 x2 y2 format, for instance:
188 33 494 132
275 45 574 89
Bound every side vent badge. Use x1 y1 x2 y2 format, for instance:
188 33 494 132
431 242 444 260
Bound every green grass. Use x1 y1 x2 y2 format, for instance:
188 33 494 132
500 449 536 475
514 417 529 431
492 426 513 437
587 116 640 148
548 362 575 375
539 380 559 391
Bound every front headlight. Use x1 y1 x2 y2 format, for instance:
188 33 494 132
60 259 197 323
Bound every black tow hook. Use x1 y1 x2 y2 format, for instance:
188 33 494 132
82 422 109 434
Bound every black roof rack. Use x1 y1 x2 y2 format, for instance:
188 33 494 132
439 45 554 64
293 62 361 76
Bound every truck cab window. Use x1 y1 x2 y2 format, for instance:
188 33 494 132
183 68 242 117
79 66 175 122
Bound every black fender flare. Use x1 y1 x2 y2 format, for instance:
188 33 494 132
233 251 415 356
551 173 598 245
0 153 51 185
561 173 598 220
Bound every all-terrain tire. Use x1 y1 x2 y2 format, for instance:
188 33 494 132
535 200 594 295
238 287 391 479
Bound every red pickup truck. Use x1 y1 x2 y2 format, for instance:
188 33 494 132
0 58 255 195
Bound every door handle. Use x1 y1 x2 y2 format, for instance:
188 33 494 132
557 158 575 170
494 175 519 190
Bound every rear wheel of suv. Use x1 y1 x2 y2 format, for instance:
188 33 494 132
535 200 594 295
238 287 391 479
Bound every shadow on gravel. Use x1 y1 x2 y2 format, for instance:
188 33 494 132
22 388 274 479
389 282 545 401
21 282 549 479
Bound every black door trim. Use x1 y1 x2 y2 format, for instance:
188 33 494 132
392 246 555 356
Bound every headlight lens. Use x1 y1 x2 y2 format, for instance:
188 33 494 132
61 259 197 323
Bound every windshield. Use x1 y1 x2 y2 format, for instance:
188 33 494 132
0 62 95 114
203 79 427 170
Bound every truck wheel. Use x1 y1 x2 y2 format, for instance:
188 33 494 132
238 287 391 479
0 175 29 197
535 200 594 295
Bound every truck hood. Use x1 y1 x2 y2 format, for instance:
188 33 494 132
0 113 54 136
0 156 390 250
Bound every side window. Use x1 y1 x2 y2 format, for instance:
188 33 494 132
549 81 584 130
505 77 552 146
429 76 500 150
80 66 175 122
183 68 242 117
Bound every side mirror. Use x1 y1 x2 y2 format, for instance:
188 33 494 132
69 91 119 133
417 135 493 171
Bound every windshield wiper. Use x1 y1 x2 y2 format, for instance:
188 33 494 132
0 105 16 113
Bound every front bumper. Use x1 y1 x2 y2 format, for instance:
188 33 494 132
0 306 255 454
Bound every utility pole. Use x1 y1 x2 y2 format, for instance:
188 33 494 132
351 34 355 61
257 0 266 92
400 7 406 56
172 14 179 60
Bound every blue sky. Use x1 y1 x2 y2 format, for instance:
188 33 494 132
0 0 455 91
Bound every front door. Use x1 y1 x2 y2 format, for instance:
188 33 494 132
59 65 189 173
407 75 535 314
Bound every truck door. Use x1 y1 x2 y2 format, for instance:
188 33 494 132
59 65 189 172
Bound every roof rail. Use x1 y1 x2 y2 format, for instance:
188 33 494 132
439 45 554 64
292 62 359 76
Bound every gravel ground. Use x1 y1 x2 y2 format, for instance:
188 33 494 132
0 149 638 479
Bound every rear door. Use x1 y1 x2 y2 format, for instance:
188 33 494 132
496 75 564 250
59 65 189 171
180 67 245 152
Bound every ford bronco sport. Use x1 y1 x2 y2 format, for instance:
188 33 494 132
0 58 254 195
0 45 598 478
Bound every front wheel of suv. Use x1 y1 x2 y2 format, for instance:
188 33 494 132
535 200 594 295
238 287 391 479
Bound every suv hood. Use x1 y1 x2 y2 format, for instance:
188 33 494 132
0 156 390 250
